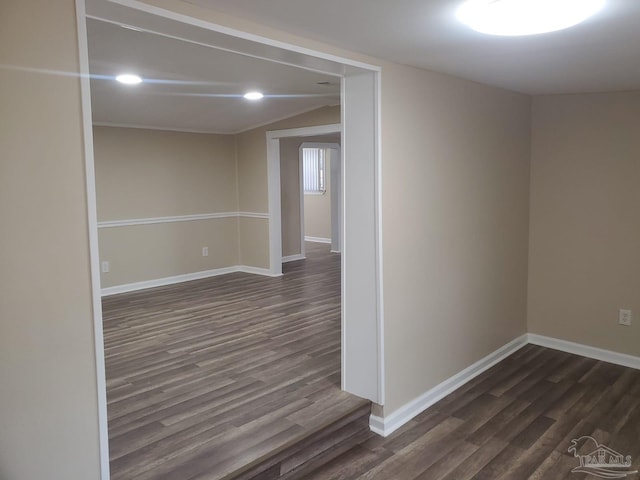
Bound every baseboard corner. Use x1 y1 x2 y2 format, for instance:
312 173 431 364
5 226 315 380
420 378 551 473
237 265 282 277
282 254 306 263
369 333 528 437
527 333 640 370
369 414 386 437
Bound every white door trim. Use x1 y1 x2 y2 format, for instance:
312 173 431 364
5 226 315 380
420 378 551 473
266 134 283 276
374 69 385 406
266 125 341 274
340 71 384 403
299 143 306 260
75 1 110 478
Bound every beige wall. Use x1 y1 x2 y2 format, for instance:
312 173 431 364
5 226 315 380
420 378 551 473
381 63 532 413
236 106 341 213
238 217 271 268
280 135 340 257
0 1 102 479
528 92 640 356
93 127 239 286
99 219 238 286
280 137 302 257
94 127 237 219
95 110 340 284
304 173 331 240
303 141 339 241
1 4 551 476
236 106 341 265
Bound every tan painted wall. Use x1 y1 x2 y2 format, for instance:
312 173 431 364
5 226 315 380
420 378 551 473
528 92 640 356
381 63 532 414
93 127 239 286
95 113 340 282
238 217 270 268
304 164 332 240
236 106 341 213
280 135 339 257
94 127 237 218
236 107 341 266
0 1 102 479
99 219 238 286
280 137 303 257
303 140 339 241
2 5 537 476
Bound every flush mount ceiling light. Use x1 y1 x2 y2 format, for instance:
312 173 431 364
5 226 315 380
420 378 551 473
115 73 143 85
243 91 264 100
456 0 606 36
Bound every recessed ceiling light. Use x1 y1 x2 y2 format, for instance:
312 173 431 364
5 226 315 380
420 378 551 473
456 0 606 36
243 91 264 100
115 73 143 85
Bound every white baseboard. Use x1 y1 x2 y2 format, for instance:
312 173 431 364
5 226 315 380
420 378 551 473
102 265 280 296
369 334 528 437
369 415 386 436
370 333 640 438
101 267 238 296
304 236 331 244
527 333 640 370
282 254 306 263
236 265 282 277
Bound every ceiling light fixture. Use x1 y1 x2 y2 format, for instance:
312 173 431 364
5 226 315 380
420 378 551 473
243 91 264 100
115 73 143 85
456 0 606 36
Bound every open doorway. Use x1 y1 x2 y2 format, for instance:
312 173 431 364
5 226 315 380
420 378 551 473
301 143 342 254
77 0 382 478
87 15 353 480
279 133 341 263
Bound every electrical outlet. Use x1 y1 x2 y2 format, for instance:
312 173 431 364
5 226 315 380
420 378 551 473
619 309 632 326
202 247 209 257
101 261 110 273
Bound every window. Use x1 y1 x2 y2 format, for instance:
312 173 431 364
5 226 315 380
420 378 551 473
302 147 325 194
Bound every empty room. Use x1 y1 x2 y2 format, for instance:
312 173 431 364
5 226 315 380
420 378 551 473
2 0 639 479
85 12 359 479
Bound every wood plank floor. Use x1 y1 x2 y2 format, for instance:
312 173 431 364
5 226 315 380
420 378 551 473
102 242 367 480
308 344 640 479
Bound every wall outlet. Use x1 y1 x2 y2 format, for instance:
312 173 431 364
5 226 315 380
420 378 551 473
619 309 632 326
101 261 110 273
202 247 209 257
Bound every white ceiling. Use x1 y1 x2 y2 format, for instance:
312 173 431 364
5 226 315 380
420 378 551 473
187 0 640 95
87 18 340 134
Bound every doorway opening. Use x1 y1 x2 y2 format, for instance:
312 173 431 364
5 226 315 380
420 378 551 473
76 0 383 478
299 142 341 254
277 129 341 264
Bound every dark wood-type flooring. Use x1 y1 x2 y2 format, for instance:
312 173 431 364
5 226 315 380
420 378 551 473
102 242 367 480
104 241 640 480
309 344 640 479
